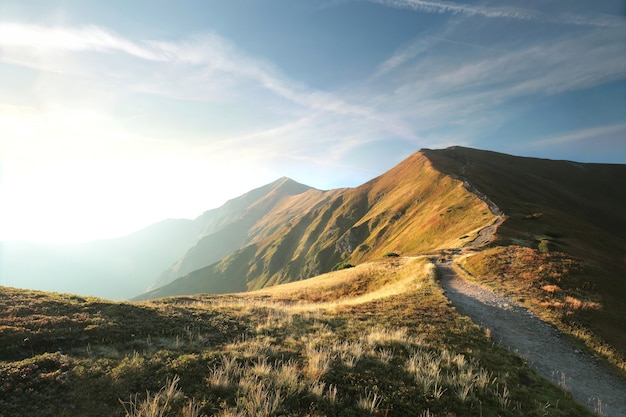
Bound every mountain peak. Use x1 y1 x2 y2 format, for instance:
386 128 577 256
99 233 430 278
269 176 314 195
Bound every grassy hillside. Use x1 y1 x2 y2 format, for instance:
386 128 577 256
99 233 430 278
0 258 591 416
149 177 319 291
137 151 494 300
423 147 626 373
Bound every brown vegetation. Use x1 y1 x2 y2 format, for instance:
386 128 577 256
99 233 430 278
459 246 626 373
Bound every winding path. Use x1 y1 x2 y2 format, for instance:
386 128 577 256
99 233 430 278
435 151 626 416
438 262 626 416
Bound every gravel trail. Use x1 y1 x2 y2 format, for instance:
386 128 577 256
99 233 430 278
438 261 626 416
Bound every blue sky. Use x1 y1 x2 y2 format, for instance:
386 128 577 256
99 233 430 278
1 0 625 242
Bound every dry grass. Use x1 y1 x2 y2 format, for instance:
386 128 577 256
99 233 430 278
0 257 593 416
458 246 626 374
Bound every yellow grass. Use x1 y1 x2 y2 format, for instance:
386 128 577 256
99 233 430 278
246 257 434 311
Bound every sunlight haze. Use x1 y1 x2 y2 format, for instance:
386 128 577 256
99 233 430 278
1 0 625 243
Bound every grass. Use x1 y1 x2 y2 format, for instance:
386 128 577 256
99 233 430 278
0 257 592 416
457 246 626 375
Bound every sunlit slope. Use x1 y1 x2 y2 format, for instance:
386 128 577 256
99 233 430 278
149 177 321 290
136 151 494 299
249 256 434 308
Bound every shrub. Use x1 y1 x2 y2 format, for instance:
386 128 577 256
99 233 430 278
538 239 551 253
333 262 355 271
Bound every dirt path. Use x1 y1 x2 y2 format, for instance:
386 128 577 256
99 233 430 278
436 149 626 415
438 261 626 416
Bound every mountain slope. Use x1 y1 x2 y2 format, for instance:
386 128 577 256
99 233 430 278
423 146 626 368
148 177 317 290
135 150 494 300
423 146 626 264
0 177 314 300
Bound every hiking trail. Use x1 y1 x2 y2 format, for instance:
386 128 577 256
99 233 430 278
438 262 626 416
434 152 626 416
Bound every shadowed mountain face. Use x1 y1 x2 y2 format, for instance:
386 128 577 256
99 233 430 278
423 147 626 263
425 146 626 293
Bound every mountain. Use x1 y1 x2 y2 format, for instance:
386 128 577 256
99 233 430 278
0 219 200 300
0 177 315 300
148 177 319 290
136 146 626 309
134 148 497 299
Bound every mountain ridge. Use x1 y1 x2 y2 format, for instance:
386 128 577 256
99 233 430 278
147 177 318 290
134 148 496 300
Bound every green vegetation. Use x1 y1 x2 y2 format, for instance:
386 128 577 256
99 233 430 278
537 239 552 253
1 258 590 416
332 261 355 271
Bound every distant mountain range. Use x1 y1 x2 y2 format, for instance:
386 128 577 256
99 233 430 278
2 147 625 305
0 177 315 300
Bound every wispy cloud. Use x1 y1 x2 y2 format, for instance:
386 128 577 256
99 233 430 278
367 0 624 27
142 34 421 144
372 37 432 79
0 23 388 134
370 27 626 109
0 23 164 60
526 123 626 148
362 21 626 151
0 20 423 177
370 0 537 20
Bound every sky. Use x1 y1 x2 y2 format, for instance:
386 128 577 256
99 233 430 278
1 0 625 243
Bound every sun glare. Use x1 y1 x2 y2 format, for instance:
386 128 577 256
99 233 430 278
0 105 238 243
